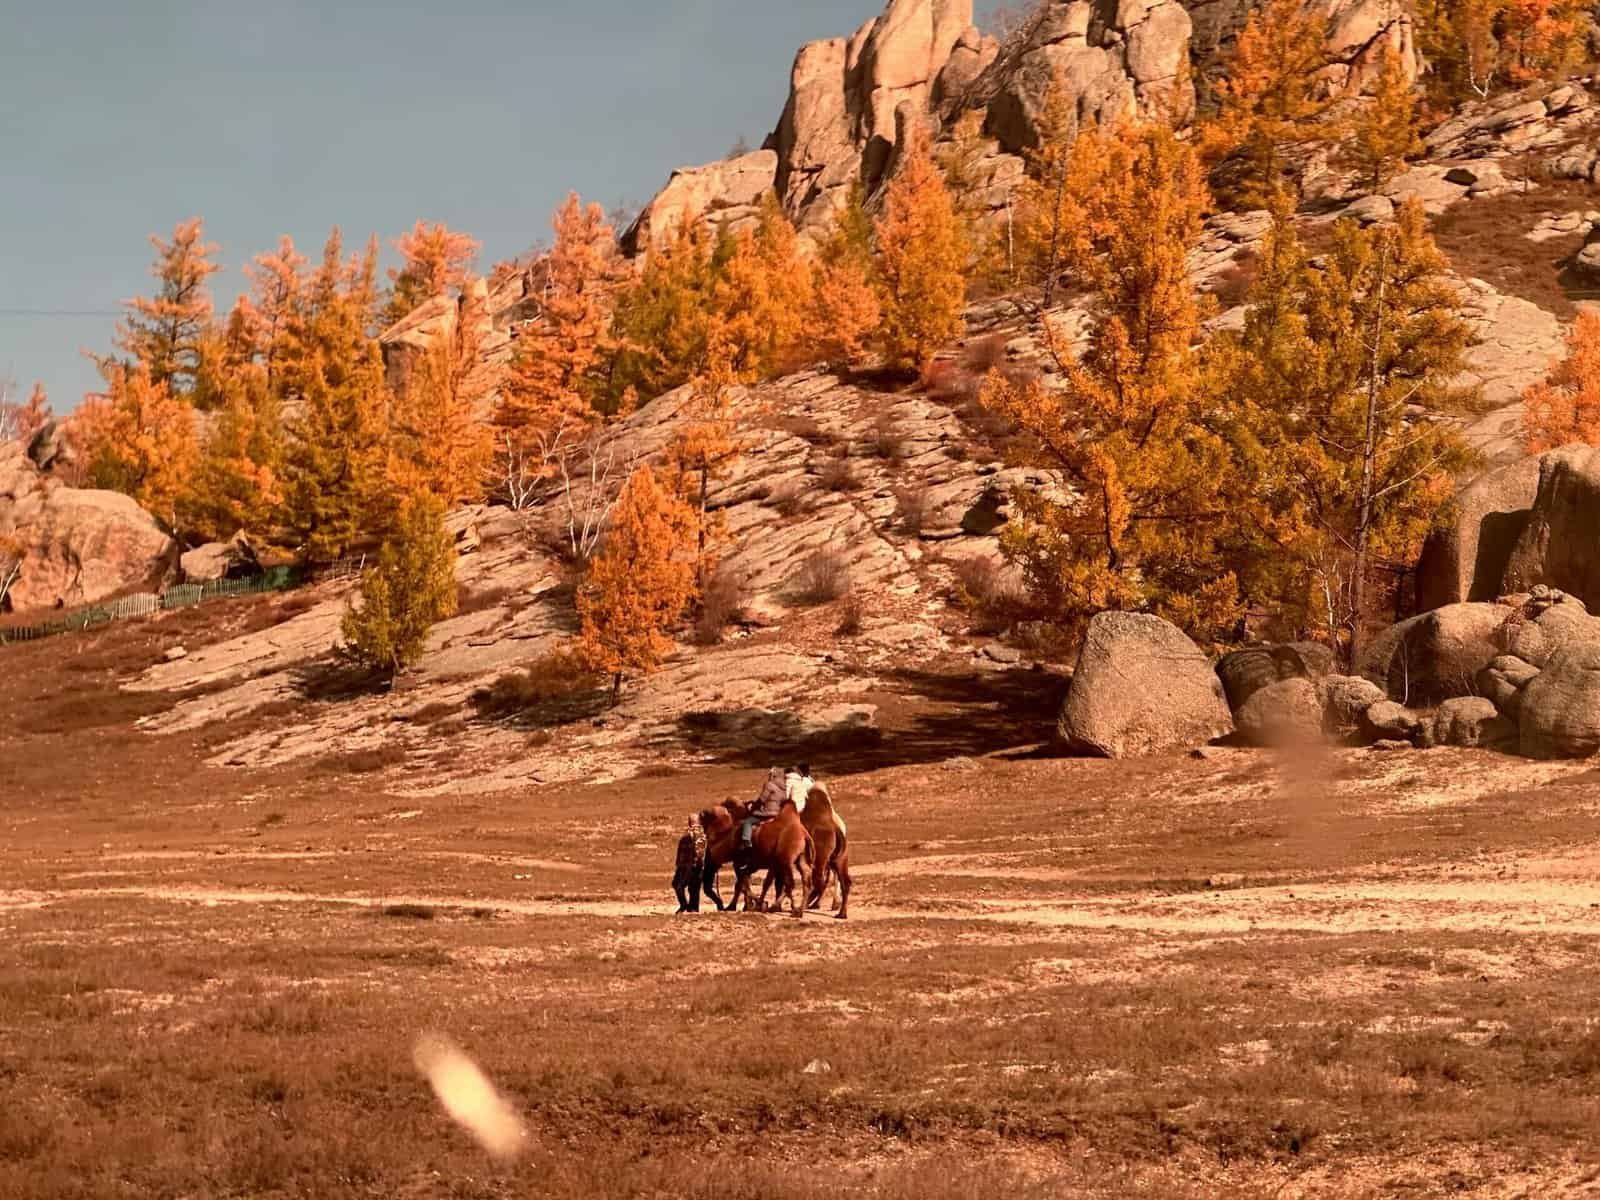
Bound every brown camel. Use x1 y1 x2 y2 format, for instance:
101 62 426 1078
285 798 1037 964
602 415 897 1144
699 799 811 917
799 784 852 920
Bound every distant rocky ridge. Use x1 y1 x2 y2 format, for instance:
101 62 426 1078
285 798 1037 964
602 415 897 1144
623 0 1419 254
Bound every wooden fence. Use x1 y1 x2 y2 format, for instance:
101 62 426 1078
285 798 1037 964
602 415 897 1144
0 565 307 647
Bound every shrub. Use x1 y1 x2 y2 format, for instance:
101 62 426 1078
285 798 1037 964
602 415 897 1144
963 331 1010 375
835 591 864 637
340 493 458 677
922 360 982 408
694 564 749 646
794 549 852 605
893 484 933 535
768 479 809 518
951 553 1026 635
870 411 908 461
817 450 860 493
472 648 603 725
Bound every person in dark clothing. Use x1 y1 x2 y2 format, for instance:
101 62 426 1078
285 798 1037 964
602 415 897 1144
672 815 707 913
739 766 787 853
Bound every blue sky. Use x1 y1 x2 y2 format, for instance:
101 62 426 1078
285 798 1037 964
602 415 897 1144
0 0 909 409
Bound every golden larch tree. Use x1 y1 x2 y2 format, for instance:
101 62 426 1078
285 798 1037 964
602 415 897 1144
73 364 200 535
340 490 459 677
712 195 814 382
809 183 882 369
189 353 284 543
609 221 721 404
384 220 481 326
1343 49 1424 192
117 218 223 400
875 136 970 372
1199 0 1339 208
495 195 618 484
277 228 394 560
1523 310 1600 453
981 124 1240 643
240 235 308 387
663 330 744 587
576 465 698 702
1222 201 1477 657
2 382 52 445
389 282 494 505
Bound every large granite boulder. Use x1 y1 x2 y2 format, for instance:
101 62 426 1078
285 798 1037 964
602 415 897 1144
0 441 174 613
1502 445 1600 609
1235 677 1324 747
1060 611 1233 757
1425 696 1515 750
1320 675 1387 736
621 151 780 256
1520 640 1600 759
1359 603 1510 706
1415 454 1542 611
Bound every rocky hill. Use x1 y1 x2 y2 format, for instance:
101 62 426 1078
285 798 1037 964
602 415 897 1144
11 0 1600 786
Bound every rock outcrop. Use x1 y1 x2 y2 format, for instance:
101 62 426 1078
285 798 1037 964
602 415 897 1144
1235 676 1324 747
1060 611 1233 757
1520 640 1600 760
625 0 1427 256
1415 454 1543 611
1502 445 1600 609
0 441 173 613
1360 602 1509 705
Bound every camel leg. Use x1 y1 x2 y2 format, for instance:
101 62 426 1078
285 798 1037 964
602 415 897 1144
756 871 776 913
701 863 726 913
788 857 805 918
833 856 852 920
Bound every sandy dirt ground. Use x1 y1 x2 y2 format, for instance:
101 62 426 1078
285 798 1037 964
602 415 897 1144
8 611 1600 1197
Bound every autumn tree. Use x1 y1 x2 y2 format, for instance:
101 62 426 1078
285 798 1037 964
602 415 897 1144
663 333 744 588
1199 0 1340 208
277 229 393 560
576 465 698 702
875 136 970 372
1342 49 1424 191
495 195 618 495
0 381 51 445
1500 0 1588 84
116 218 223 400
712 195 814 382
384 220 481 327
389 282 494 505
1221 200 1477 657
982 125 1241 642
188 359 284 543
340 491 458 676
1010 74 1113 308
809 183 883 369
1523 309 1600 453
73 363 200 534
239 236 308 386
610 222 724 404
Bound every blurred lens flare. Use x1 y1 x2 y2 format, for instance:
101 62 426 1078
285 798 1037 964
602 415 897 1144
413 1033 527 1161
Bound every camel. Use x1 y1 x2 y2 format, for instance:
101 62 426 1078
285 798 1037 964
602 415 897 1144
754 783 852 918
698 799 811 918
798 783 852 919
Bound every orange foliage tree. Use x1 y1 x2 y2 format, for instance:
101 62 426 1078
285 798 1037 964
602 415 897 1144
712 196 814 382
277 229 394 559
1342 49 1424 192
1199 0 1338 207
384 220 481 326
116 218 223 401
73 364 200 534
1523 310 1600 453
981 125 1240 643
576 465 698 702
495 195 618 496
875 136 970 372
390 282 494 506
809 183 882 369
239 236 309 387
1 382 52 445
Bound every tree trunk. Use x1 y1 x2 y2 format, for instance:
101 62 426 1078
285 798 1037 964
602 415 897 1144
611 672 623 707
1349 245 1388 669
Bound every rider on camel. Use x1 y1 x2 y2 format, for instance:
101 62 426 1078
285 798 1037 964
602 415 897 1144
739 766 787 854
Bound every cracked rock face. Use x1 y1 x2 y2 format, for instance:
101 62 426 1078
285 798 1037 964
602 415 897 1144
626 0 1423 259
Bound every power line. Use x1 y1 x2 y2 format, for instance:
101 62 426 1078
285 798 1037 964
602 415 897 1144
0 308 121 318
